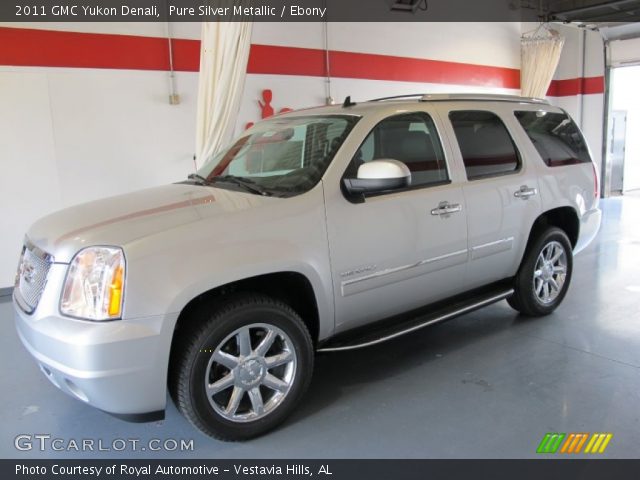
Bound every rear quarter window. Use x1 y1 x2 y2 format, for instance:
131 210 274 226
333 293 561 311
514 111 592 167
448 110 521 180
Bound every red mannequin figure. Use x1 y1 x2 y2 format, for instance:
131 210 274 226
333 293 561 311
258 89 275 119
244 90 294 130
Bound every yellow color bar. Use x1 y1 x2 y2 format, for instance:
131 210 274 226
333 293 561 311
598 433 613 453
584 433 599 453
584 433 613 454
590 434 606 453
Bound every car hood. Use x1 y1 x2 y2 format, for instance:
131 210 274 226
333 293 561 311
27 183 272 262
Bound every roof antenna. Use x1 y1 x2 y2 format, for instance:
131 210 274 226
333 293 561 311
342 96 356 108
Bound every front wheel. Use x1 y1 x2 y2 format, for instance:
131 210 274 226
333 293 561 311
508 227 573 316
169 294 314 441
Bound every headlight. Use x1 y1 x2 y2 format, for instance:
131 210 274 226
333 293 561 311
60 247 125 321
14 246 25 288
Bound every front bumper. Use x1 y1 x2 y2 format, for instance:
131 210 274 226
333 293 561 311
13 267 176 420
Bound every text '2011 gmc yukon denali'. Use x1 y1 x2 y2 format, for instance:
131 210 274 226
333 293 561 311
14 94 601 440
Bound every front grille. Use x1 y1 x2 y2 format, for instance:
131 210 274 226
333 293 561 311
15 240 53 314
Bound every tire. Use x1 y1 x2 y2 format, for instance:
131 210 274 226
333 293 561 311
508 227 573 316
169 294 314 441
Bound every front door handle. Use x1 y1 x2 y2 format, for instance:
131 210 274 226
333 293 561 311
514 185 538 199
431 202 462 216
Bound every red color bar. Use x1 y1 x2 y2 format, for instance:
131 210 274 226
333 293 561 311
248 44 521 89
329 49 520 88
247 44 327 77
547 76 605 96
0 26 518 88
0 26 200 71
0 26 603 94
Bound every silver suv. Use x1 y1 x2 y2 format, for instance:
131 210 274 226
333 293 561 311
13 94 601 440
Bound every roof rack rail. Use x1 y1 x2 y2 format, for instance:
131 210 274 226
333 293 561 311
419 93 549 104
367 93 549 105
369 94 426 102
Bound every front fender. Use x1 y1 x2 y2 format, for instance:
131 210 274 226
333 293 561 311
119 187 335 341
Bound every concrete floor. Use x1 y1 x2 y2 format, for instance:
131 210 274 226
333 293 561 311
1 194 639 459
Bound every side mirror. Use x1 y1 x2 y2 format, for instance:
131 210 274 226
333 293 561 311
343 159 412 195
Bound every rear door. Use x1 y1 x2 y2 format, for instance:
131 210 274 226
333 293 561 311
437 104 542 290
324 109 469 333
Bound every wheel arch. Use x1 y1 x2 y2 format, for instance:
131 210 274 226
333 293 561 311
522 206 580 263
169 271 322 356
509 207 577 317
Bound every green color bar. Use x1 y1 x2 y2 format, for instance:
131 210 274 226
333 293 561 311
537 433 553 453
537 433 566 453
548 433 566 453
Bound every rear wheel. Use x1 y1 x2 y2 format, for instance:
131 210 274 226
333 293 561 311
508 227 573 316
170 294 313 440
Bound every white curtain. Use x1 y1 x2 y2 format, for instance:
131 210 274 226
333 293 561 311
195 16 252 168
521 26 565 98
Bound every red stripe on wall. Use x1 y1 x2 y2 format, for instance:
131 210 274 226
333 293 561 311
0 26 604 95
0 26 518 88
330 50 520 88
0 27 200 71
547 76 605 96
247 44 327 77
248 44 521 89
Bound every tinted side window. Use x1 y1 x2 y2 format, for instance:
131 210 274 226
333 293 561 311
449 111 520 180
351 112 448 188
515 111 591 167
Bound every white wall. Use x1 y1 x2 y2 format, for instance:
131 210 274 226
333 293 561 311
546 24 605 172
0 21 522 287
237 22 521 131
0 66 199 286
611 65 640 192
0 23 201 287
609 37 640 67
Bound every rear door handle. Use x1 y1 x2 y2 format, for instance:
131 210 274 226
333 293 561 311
431 202 462 216
514 185 538 199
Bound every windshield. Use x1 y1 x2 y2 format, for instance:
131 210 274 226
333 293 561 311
193 115 360 197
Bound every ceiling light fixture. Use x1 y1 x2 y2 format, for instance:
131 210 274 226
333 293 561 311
390 0 428 14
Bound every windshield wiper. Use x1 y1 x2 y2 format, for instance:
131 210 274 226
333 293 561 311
211 175 272 196
187 173 211 185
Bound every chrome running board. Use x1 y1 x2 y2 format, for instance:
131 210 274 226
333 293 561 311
317 288 514 353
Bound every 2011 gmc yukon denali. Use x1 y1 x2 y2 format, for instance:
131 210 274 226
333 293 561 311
13 94 601 440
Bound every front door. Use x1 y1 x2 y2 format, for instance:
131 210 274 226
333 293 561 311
324 110 469 333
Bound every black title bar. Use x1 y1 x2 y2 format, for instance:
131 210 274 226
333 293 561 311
4 459 640 480
2 0 537 22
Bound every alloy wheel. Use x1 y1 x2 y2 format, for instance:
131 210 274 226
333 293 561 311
533 240 568 305
204 323 297 423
